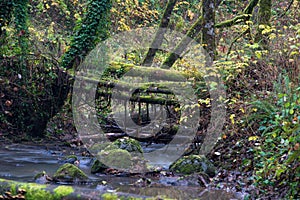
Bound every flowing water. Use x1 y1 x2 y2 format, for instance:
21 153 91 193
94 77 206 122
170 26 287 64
0 143 242 199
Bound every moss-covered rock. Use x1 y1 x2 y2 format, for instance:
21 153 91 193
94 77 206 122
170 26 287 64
0 178 75 200
53 163 88 183
90 142 111 153
169 155 216 177
91 159 109 174
98 149 133 170
61 155 79 164
112 137 143 153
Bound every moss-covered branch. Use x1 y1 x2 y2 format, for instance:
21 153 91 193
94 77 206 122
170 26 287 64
215 14 252 28
215 0 259 28
80 62 204 82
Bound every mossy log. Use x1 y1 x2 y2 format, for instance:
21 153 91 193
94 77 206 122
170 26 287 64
80 62 204 81
76 62 209 104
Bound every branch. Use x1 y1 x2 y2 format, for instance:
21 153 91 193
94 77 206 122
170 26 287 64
215 0 259 28
279 0 294 17
215 14 251 28
226 28 250 60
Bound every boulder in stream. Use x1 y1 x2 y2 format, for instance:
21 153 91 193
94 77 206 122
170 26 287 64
169 155 216 177
112 137 143 153
98 149 133 170
53 163 88 183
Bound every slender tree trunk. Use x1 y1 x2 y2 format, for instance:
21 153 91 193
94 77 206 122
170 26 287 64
142 0 177 66
244 0 260 14
202 0 216 60
161 16 204 68
255 0 272 49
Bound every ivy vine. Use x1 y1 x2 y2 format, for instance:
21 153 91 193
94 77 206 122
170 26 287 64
61 0 112 70
13 0 29 54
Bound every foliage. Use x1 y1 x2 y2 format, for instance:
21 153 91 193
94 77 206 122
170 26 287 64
61 0 112 69
249 75 300 198
111 0 160 32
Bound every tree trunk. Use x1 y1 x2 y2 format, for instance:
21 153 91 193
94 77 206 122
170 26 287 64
0 0 112 137
142 0 177 66
61 0 112 70
255 0 272 49
161 16 204 68
202 0 216 60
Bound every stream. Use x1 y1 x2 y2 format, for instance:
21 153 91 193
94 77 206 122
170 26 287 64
0 143 242 199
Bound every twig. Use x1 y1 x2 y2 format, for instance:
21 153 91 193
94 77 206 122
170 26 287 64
226 28 250 60
279 0 294 18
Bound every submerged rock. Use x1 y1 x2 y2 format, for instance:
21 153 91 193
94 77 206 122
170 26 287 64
53 163 88 182
169 155 216 177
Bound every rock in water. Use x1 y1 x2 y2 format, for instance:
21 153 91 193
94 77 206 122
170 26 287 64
53 163 88 183
91 159 109 174
169 155 216 177
112 137 143 153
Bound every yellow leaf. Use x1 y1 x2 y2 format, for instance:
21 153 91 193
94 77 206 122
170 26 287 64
248 136 259 141
229 114 235 124
187 10 195 20
255 51 262 59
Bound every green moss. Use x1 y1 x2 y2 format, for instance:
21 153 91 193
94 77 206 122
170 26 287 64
66 155 78 160
0 179 74 200
8 181 53 200
53 185 74 197
113 137 143 153
90 142 111 153
53 163 88 182
103 143 119 151
102 193 119 200
169 155 216 177
34 171 49 181
91 159 109 174
98 149 132 169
